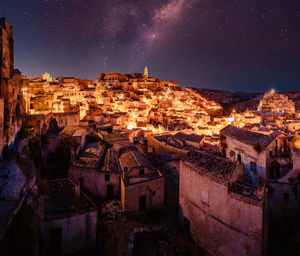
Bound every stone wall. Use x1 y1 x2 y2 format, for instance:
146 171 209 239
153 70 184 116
224 135 277 181
179 161 266 256
291 148 300 172
41 210 97 255
69 165 120 198
268 181 298 217
148 136 188 157
121 176 164 212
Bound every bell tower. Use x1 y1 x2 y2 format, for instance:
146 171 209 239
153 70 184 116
144 66 148 77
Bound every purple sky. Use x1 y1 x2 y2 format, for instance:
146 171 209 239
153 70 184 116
1 0 300 91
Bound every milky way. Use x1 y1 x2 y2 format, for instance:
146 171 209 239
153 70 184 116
1 0 300 91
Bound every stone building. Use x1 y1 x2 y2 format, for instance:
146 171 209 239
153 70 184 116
119 149 164 213
69 144 121 198
179 150 268 256
0 18 25 158
220 125 280 183
39 178 97 255
42 72 53 82
148 132 204 157
291 133 300 173
52 111 80 127
258 89 295 114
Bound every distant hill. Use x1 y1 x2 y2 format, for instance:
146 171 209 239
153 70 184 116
194 88 300 113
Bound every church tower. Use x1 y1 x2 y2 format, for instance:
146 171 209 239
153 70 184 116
144 66 148 77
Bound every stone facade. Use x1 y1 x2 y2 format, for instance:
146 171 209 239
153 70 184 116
220 125 280 183
119 149 164 212
69 147 121 198
179 150 268 256
40 179 97 255
0 18 25 159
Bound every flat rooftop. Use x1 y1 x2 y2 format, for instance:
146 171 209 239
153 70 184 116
45 179 96 220
229 181 263 203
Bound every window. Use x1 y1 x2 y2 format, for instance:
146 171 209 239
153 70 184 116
269 151 273 158
283 192 289 201
237 154 242 163
105 174 110 181
139 169 144 176
250 161 257 174
152 191 156 196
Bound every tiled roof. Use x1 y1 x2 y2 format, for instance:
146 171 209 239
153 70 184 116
220 125 278 148
99 148 120 173
102 132 129 142
184 150 235 180
119 150 154 170
60 126 84 137
173 132 204 143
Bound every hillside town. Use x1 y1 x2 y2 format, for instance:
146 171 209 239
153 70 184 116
1 17 300 256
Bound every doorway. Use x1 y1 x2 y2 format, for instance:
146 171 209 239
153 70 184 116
184 217 191 239
50 228 62 255
139 195 147 212
107 185 114 198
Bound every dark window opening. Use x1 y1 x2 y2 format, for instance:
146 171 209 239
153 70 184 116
139 195 147 212
50 228 62 255
283 192 289 201
184 217 191 239
237 154 241 163
152 191 156 196
107 185 114 197
105 174 110 181
139 169 144 176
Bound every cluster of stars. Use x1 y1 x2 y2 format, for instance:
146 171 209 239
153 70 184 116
0 0 299 91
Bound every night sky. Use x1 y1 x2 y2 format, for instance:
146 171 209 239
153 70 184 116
1 0 300 92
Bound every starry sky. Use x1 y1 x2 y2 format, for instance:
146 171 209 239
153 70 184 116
1 0 300 91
